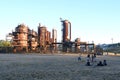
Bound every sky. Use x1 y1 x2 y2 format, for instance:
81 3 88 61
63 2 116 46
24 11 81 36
0 0 120 44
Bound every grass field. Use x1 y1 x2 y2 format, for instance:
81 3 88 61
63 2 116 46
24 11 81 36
0 53 120 80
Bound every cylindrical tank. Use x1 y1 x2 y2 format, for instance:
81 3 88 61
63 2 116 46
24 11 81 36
61 20 71 42
52 29 57 43
38 26 47 47
48 31 51 42
46 31 51 43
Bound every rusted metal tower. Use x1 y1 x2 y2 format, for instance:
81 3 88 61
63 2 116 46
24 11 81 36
38 23 52 53
12 24 28 53
60 19 72 52
38 23 47 52
61 19 71 42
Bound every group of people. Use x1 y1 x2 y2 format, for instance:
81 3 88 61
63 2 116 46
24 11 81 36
97 60 107 66
86 54 107 66
77 53 107 66
86 54 96 66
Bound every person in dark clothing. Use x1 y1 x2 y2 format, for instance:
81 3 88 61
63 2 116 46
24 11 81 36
86 60 91 66
94 53 96 58
103 60 107 66
87 54 90 58
78 56 81 61
97 61 104 66
87 54 91 62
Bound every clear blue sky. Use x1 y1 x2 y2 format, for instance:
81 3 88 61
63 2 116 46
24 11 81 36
0 0 120 44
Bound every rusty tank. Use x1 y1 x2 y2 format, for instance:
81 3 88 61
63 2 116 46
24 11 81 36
38 24 47 47
60 19 72 52
52 29 57 43
38 23 53 53
61 19 71 42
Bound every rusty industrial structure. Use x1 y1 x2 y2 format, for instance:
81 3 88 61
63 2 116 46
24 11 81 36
38 23 52 53
60 19 72 52
12 24 28 53
28 29 38 52
60 19 95 53
0 19 100 54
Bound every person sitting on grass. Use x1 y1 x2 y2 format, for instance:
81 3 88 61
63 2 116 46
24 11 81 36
86 60 91 66
97 61 104 66
103 60 107 66
87 54 91 62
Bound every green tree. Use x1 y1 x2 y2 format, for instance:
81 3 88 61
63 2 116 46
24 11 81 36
0 40 11 47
